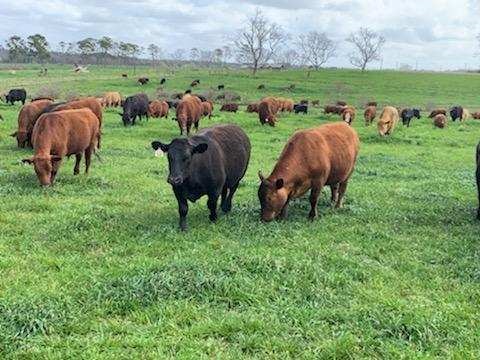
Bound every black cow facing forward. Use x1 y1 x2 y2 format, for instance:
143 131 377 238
450 106 463 122
476 143 480 219
294 104 308 114
120 94 149 126
5 89 27 105
151 124 251 231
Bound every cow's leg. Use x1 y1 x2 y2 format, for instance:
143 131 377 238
330 183 339 205
194 121 199 132
207 193 219 222
279 198 290 220
477 170 480 220
187 123 192 136
85 147 92 174
174 189 189 231
222 183 239 213
74 153 82 175
309 184 323 219
220 185 229 213
51 160 62 184
336 181 349 209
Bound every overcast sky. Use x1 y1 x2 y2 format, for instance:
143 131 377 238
0 0 479 70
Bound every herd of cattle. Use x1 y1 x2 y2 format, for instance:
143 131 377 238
1 84 479 230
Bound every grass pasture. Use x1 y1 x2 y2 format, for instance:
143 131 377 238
0 65 480 358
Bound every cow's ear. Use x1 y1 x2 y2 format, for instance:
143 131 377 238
275 178 284 189
151 141 169 153
22 157 34 165
10 132 17 137
51 155 62 162
192 143 208 154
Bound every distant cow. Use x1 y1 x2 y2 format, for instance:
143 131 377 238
120 94 149 126
259 97 279 127
103 92 122 108
166 100 180 109
176 94 203 135
22 109 101 186
151 124 251 230
294 104 308 114
257 84 266 90
429 109 447 118
300 99 309 105
324 105 345 115
148 100 169 119
462 108 471 121
472 112 480 119
401 108 421 127
476 143 480 219
160 78 166 85
246 103 259 113
336 100 347 107
220 103 239 113
5 89 27 105
122 74 128 78
279 98 294 112
450 106 463 122
184 89 192 95
364 106 377 126
312 100 320 107
433 114 447 128
218 84 225 90
172 93 184 100
342 106 356 125
138 77 150 85
258 122 359 222
367 101 378 107
378 106 399 136
11 99 53 148
201 101 214 118
190 79 200 87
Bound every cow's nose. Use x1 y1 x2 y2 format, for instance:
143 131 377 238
168 176 183 186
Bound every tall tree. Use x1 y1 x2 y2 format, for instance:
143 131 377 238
58 41 67 54
346 27 385 71
97 36 114 62
147 43 162 63
77 38 97 61
5 35 28 62
233 9 287 75
297 31 336 70
27 34 50 63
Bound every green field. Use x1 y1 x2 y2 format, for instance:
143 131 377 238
1 65 480 359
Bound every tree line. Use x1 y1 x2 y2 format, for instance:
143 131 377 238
0 9 387 74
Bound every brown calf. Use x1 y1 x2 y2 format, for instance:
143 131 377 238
176 95 203 135
201 101 213 118
246 103 259 113
433 114 447 128
148 100 169 119
342 106 356 125
364 106 377 126
12 99 53 148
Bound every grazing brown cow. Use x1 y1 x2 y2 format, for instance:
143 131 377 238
324 105 345 115
342 106 356 125
22 109 100 186
433 114 447 128
138 77 149 85
103 92 122 107
220 103 239 112
148 100 169 119
246 103 259 113
279 98 294 112
364 106 377 126
472 112 480 120
11 99 53 148
378 106 399 136
176 95 203 135
258 122 359 221
258 97 280 127
201 101 213 118
429 109 447 118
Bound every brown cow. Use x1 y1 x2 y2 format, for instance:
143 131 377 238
472 112 480 120
258 97 279 127
279 98 294 112
336 101 347 106
220 103 239 112
148 100 169 119
176 95 203 135
11 99 53 148
246 103 259 113
367 101 378 107
258 122 359 221
201 101 213 118
364 106 377 126
429 109 447 118
433 114 447 128
378 106 399 136
324 105 345 115
138 77 149 85
22 109 100 186
342 106 356 125
103 92 122 107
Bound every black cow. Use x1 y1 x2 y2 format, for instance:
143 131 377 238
196 94 207 102
477 143 480 220
218 84 225 90
120 94 149 126
190 79 200 87
138 77 149 85
294 104 308 114
160 78 166 85
151 124 251 231
5 89 26 105
401 108 421 127
450 106 463 122
166 100 179 109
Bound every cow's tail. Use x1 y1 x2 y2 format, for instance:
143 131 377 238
476 143 480 166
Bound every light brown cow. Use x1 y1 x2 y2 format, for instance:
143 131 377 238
103 92 122 107
462 108 471 122
342 106 356 125
279 98 294 112
176 95 203 135
201 101 213 118
433 114 447 128
258 122 359 221
11 99 53 148
148 100 169 119
22 109 101 186
378 106 399 136
364 105 377 126
258 97 280 127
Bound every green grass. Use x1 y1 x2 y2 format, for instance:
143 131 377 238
0 64 480 359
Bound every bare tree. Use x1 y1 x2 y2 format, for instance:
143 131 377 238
171 48 186 62
277 49 300 67
297 31 336 70
147 43 162 64
346 27 385 71
233 9 287 75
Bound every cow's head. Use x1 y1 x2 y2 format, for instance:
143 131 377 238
22 155 62 186
413 109 421 119
258 171 288 222
151 138 208 186
11 130 28 148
